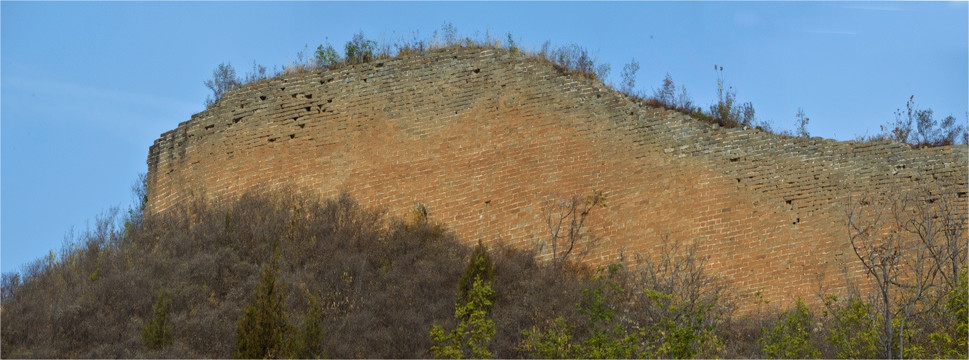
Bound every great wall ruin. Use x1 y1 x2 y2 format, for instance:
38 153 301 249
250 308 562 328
145 47 968 308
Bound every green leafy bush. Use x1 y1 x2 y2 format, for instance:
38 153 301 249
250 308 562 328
759 299 820 359
924 270 968 359
638 288 722 358
520 265 638 359
823 296 879 359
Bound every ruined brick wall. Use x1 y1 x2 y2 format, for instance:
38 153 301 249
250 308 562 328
146 47 968 310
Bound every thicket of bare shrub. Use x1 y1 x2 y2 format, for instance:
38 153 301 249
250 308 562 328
2 181 964 358
1 189 602 358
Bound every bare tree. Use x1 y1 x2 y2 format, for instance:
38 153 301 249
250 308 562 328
794 108 810 138
843 182 967 358
540 191 605 266
653 73 676 107
881 95 967 147
204 62 240 108
633 234 730 323
620 58 639 95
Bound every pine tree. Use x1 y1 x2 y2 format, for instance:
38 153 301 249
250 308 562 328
234 251 288 359
430 243 497 358
457 242 496 309
289 294 325 358
142 290 173 351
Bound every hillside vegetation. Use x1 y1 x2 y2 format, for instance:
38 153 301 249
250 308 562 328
2 186 965 358
2 190 600 358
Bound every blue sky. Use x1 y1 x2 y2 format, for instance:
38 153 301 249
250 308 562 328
2 1 967 274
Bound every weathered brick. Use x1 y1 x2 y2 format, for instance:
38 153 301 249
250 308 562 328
146 47 968 312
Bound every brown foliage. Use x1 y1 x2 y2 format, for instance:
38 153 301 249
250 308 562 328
1 190 594 358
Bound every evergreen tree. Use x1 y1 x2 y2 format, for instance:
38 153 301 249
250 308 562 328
430 243 497 358
457 242 496 309
430 278 497 359
289 294 325 358
234 251 289 359
141 290 173 351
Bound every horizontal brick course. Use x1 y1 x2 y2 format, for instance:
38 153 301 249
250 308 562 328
146 47 968 311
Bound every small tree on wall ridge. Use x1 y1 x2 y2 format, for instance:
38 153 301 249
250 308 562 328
204 62 240 108
881 95 967 147
710 65 756 128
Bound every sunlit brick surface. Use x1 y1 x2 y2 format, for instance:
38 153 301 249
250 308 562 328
146 48 967 311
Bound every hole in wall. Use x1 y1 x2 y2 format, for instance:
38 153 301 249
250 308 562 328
785 199 792 205
730 157 740 162
268 137 277 143
305 94 312 99
233 117 242 124
280 87 286 91
298 123 305 129
305 106 311 112
291 94 297 98
204 125 214 130
327 99 333 103
473 68 480 73
958 192 967 198
260 95 267 101
289 134 295 139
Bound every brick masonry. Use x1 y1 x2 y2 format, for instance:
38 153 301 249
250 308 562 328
146 47 968 310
